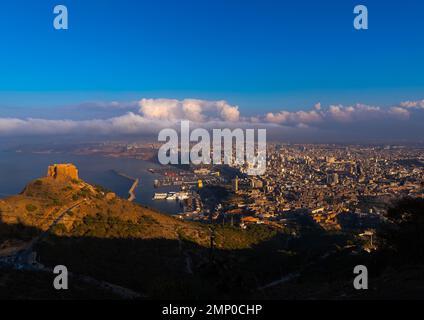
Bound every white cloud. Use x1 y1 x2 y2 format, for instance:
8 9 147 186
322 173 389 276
0 98 423 140
328 104 381 122
138 98 240 122
389 107 410 119
264 102 411 127
400 100 424 109
265 109 322 125
0 113 172 136
215 100 240 122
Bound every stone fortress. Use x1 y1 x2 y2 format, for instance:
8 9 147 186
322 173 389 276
47 163 79 180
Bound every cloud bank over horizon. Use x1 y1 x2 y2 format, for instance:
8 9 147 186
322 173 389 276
0 98 423 142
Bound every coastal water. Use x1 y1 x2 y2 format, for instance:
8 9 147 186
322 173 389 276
0 151 182 215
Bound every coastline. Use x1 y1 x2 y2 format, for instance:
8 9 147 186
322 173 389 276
0 151 182 215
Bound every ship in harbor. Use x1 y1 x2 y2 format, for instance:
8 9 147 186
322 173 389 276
153 193 168 200
153 191 190 201
166 192 177 200
176 191 189 200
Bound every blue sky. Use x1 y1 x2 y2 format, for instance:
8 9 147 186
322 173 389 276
0 0 423 113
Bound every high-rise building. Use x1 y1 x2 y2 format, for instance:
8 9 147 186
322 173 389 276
232 176 239 192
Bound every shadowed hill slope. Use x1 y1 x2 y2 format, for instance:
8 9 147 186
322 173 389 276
0 175 285 299
1 175 423 299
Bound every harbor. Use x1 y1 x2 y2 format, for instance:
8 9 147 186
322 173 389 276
153 190 204 220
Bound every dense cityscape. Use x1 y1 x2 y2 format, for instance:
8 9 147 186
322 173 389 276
63 141 424 239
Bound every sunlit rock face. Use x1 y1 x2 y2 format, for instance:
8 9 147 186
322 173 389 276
47 163 79 180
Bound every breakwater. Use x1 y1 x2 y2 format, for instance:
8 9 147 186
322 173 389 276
113 170 139 202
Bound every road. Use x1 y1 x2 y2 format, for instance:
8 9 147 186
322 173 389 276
15 200 85 265
0 198 145 299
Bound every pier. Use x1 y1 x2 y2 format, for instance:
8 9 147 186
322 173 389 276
113 170 139 202
128 178 139 202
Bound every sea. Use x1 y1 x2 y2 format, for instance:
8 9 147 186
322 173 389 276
0 150 182 215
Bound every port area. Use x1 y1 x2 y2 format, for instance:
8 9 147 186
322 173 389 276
153 189 204 220
149 166 230 222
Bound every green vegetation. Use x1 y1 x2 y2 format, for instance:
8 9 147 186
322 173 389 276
25 204 37 212
71 213 149 239
94 184 112 194
72 187 91 201
50 223 67 236
213 224 278 249
51 198 62 206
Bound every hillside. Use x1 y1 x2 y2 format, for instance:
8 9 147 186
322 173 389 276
0 174 276 249
2 168 422 299
0 170 283 299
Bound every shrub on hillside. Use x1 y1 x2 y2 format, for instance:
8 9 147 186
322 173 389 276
25 204 37 212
